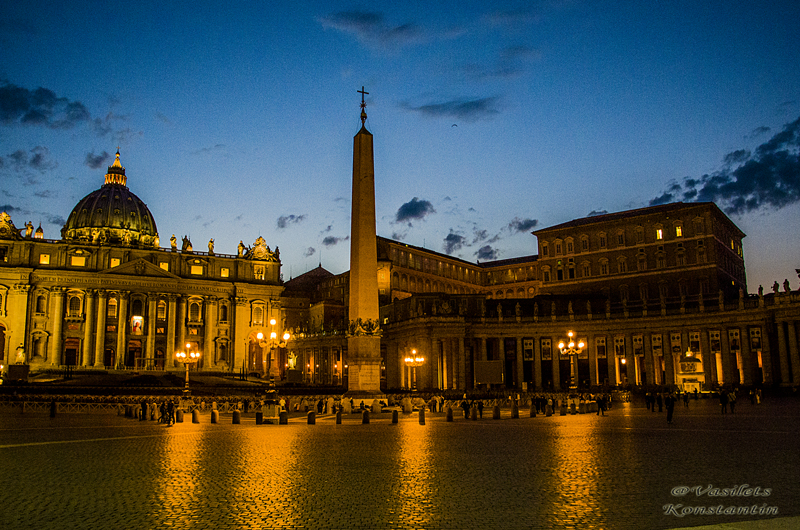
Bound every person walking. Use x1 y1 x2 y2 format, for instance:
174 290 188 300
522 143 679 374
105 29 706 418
461 399 470 419
477 400 484 419
665 392 676 424
683 391 689 408
729 390 737 413
719 389 729 414
656 393 663 412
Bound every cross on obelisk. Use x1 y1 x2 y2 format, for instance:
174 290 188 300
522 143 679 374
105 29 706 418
358 86 369 125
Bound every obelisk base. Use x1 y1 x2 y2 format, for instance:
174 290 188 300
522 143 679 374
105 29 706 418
345 335 383 395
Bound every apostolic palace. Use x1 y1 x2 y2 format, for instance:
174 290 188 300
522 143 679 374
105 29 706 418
1 107 799 394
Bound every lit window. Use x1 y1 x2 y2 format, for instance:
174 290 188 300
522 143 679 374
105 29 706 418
656 229 663 240
221 267 229 278
191 265 203 275
110 258 121 267
39 254 50 265
157 300 167 319
160 262 169 271
71 256 86 267
676 226 683 237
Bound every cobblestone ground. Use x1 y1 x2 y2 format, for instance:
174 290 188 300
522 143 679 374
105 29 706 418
0 397 798 530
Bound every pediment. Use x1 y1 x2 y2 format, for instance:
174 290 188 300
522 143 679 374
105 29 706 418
100 258 180 279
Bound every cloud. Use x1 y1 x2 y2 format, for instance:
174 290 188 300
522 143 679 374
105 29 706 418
401 97 500 122
322 235 348 247
319 11 424 49
303 247 316 257
0 81 91 129
587 209 608 217
0 204 23 215
276 214 306 229
650 116 800 215
747 126 770 140
395 197 436 224
443 232 466 254
84 150 111 169
476 245 498 261
193 144 226 155
391 231 407 241
507 217 538 233
3 146 57 173
463 45 541 80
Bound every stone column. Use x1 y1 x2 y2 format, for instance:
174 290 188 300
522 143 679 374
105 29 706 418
700 331 712 388
720 328 732 385
552 339 561 389
167 294 178 368
479 337 487 362
498 337 506 385
441 337 449 390
607 341 616 387
49 288 65 366
457 338 466 390
643 333 655 386
204 296 217 370
776 323 790 385
740 329 753 386
587 337 597 387
788 322 800 385
430 337 440 390
232 297 248 374
115 291 128 369
515 337 524 390
759 325 773 384
145 295 157 370
533 336 543 390
94 290 107 367
82 290 96 367
625 334 635 385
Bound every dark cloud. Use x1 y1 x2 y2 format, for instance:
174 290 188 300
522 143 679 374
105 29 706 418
650 116 800 215
395 197 436 223
34 190 55 198
193 144 226 155
47 214 66 226
587 209 609 217
443 232 466 254
322 235 348 247
391 231 407 241
747 126 770 140
483 8 539 27
472 228 489 243
319 11 423 49
401 97 500 122
84 150 111 170
723 149 750 166
303 247 316 257
0 204 22 215
0 81 91 129
276 214 306 229
3 146 57 173
507 217 538 233
650 118 800 215
476 245 498 261
463 45 541 80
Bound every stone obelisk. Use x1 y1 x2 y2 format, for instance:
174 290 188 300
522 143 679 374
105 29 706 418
346 87 382 395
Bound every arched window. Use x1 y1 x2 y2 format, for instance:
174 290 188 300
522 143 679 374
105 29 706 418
131 299 143 317
190 302 201 322
107 296 117 318
252 305 262 324
68 296 81 316
219 304 228 323
157 300 167 320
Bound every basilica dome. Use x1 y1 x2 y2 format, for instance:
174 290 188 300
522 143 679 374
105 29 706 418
61 150 159 247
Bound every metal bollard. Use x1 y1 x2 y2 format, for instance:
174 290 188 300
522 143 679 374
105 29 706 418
446 407 453 422
336 410 342 424
530 402 537 418
232 410 241 424
492 405 501 419
192 409 200 423
362 410 370 424
471 406 478 421
392 410 399 424
419 409 425 425
279 411 288 424
255 412 263 425
307 411 316 424
176 409 184 423
511 401 519 419
211 410 219 424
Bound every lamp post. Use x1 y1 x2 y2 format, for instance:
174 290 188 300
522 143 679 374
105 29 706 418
557 331 585 391
404 349 425 391
175 343 201 394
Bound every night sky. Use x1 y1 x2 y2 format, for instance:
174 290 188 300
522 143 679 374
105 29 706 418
2 1 799 291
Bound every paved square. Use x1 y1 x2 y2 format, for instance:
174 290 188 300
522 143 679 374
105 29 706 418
1 397 798 529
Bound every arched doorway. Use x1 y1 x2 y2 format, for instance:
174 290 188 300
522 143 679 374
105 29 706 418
247 335 266 375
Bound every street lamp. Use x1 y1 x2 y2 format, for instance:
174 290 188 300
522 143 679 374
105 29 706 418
404 349 425 392
558 331 585 391
175 343 201 394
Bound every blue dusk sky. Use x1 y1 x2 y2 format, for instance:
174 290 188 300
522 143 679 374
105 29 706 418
1 1 799 291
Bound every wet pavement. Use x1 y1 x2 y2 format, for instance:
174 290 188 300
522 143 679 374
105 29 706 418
1 398 798 529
